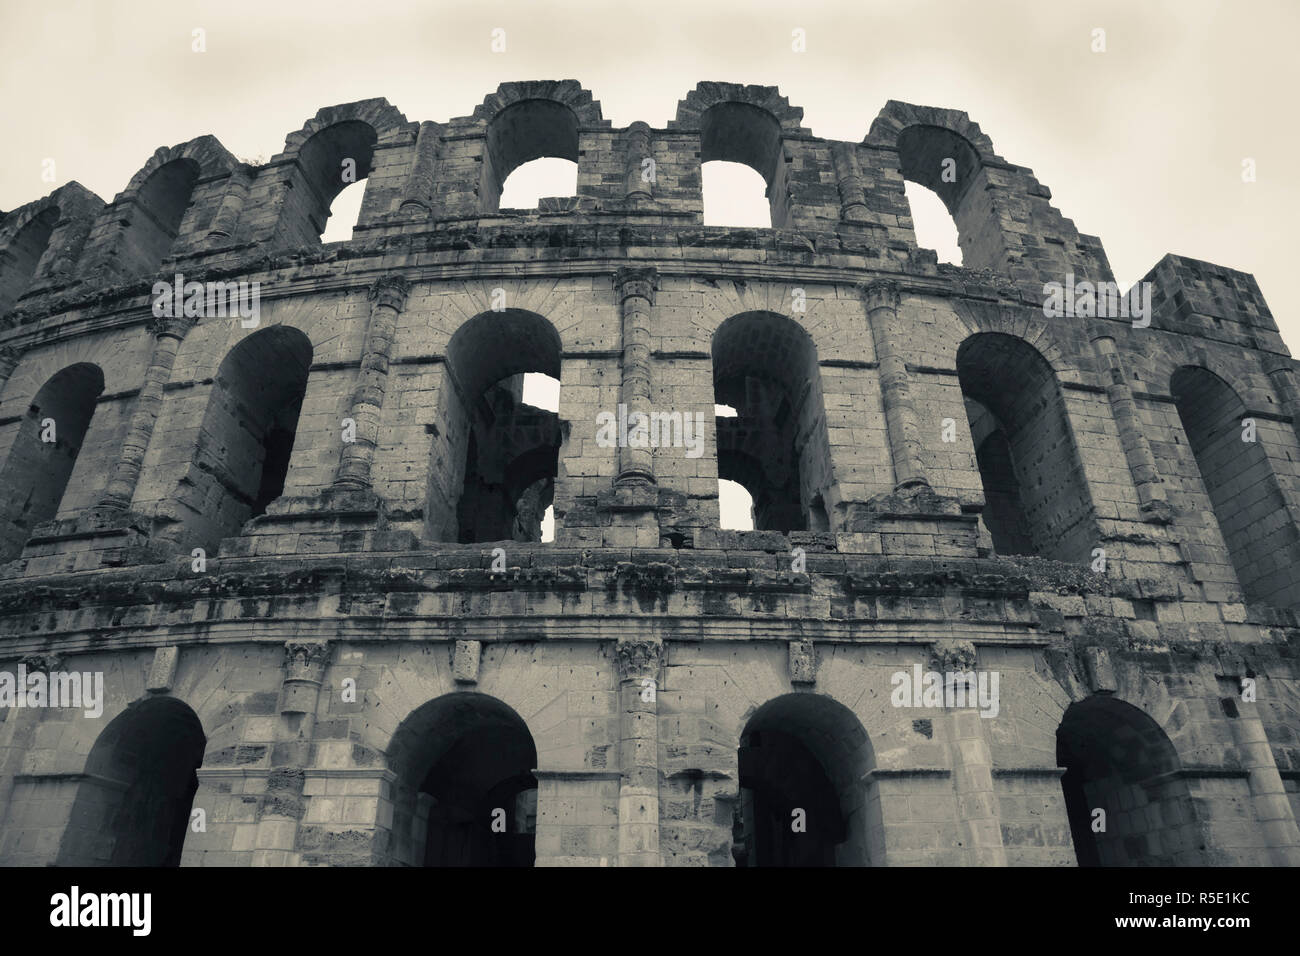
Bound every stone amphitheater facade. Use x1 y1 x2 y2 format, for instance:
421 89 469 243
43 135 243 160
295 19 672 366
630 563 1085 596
0 81 1298 867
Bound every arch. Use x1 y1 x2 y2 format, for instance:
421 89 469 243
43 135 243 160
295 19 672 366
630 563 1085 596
165 326 312 553
866 102 1010 273
1170 365 1300 606
0 362 104 561
115 158 201 276
0 182 105 304
956 332 1099 562
712 311 830 532
481 100 580 213
271 99 409 245
735 693 877 866
1056 695 1204 866
427 310 563 542
0 206 59 315
57 696 206 866
385 692 538 867
670 82 809 137
700 102 782 187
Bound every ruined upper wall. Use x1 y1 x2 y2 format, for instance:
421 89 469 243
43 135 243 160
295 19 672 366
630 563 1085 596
0 82 1284 354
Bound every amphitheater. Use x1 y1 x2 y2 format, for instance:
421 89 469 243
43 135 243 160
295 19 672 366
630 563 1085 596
0 81 1297 867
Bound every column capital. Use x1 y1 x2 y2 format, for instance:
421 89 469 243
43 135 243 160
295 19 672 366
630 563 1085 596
858 278 900 312
615 637 663 681
146 314 197 341
283 641 331 681
368 274 410 312
614 266 657 305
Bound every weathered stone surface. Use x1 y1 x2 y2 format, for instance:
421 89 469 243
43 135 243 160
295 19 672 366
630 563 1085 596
0 84 1296 869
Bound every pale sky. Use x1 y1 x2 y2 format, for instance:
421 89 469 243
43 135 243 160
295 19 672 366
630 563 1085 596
3 0 1295 534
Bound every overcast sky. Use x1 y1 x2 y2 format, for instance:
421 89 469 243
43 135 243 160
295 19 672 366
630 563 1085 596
2 0 1296 530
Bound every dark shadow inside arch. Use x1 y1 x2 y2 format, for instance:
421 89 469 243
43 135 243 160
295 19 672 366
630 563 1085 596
163 325 312 553
712 312 831 533
119 159 200 276
1057 696 1204 867
0 206 60 314
957 332 1098 563
426 309 562 544
0 362 104 562
735 694 876 867
386 693 538 867
1171 365 1300 607
57 697 206 866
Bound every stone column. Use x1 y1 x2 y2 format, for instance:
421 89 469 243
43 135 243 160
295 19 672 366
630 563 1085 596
614 267 657 487
1213 661 1300 865
933 641 1006 866
1089 334 1173 523
253 641 330 866
860 280 929 491
1263 354 1300 447
399 122 440 215
624 122 654 202
99 315 196 511
206 166 253 242
333 275 410 489
831 143 868 222
615 637 662 866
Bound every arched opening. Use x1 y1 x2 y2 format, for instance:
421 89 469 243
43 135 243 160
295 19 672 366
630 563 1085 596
57 697 205 866
896 125 983 269
386 693 538 867
956 333 1097 562
735 694 876 866
0 206 59 314
700 102 786 228
498 157 578 210
170 326 311 552
903 180 962 265
119 159 200 276
426 310 562 543
1171 366 1300 606
1057 696 1204 866
0 362 104 561
712 312 830 532
292 121 379 244
481 100 580 214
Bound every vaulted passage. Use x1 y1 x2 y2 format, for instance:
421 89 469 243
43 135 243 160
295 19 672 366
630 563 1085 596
895 125 986 269
1171 366 1300 606
482 100 580 213
386 693 538 867
118 159 200 276
169 326 311 552
0 362 104 562
426 309 562 544
0 206 59 314
292 121 380 243
700 102 787 228
957 333 1098 562
712 312 831 533
58 697 205 866
735 694 876 866
1057 696 1204 866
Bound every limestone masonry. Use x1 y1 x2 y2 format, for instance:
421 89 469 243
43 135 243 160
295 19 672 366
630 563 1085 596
0 81 1297 867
